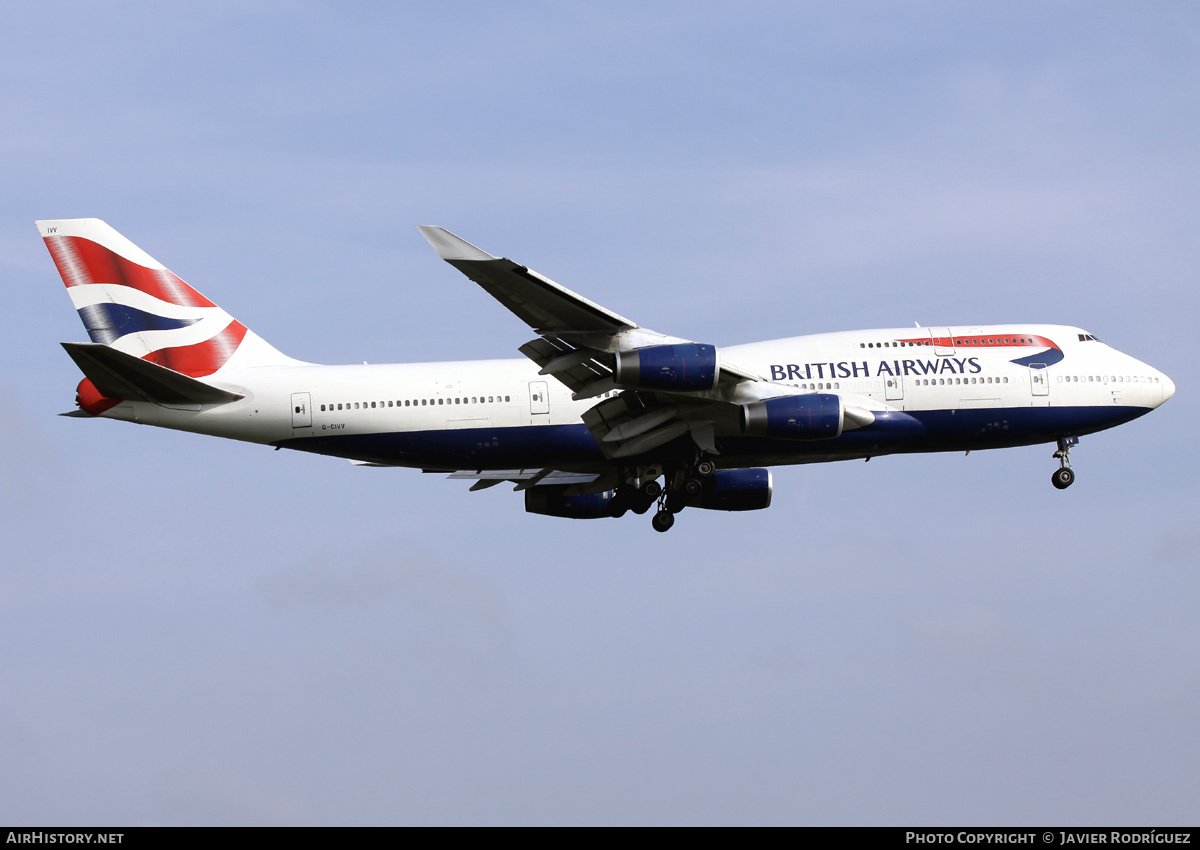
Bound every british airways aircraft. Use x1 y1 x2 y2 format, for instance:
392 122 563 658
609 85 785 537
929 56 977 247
40 218 1175 532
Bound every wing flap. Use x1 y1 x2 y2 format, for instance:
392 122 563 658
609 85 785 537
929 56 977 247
448 468 602 493
518 337 614 394
446 468 600 485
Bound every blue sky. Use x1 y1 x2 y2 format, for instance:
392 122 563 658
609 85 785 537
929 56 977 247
1 1 1197 824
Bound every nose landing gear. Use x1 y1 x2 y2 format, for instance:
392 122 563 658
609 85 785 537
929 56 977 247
1051 436 1078 490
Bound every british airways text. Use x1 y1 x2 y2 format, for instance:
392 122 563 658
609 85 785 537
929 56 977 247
769 358 984 381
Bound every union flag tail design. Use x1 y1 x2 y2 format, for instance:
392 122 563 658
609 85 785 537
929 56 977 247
38 218 297 377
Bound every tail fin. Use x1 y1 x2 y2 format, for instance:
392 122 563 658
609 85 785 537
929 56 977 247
38 218 299 376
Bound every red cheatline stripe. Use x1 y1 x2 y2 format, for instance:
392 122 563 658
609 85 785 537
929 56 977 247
894 334 1060 350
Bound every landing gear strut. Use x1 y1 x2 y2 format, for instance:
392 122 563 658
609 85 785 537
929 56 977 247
622 454 718 531
1051 436 1078 490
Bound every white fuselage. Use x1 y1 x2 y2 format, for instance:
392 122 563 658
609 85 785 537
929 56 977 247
90 324 1173 472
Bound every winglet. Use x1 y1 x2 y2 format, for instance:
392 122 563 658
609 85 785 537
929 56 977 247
417 226 496 262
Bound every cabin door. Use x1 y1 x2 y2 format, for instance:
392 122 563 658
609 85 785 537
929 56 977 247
1029 367 1049 397
291 392 312 428
929 327 954 356
528 381 550 416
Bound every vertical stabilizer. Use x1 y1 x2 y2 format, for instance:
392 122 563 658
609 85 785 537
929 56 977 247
38 219 300 376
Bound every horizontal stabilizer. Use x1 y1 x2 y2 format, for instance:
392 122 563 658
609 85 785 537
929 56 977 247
61 342 244 405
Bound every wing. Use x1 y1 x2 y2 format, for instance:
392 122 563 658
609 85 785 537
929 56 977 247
416 226 637 339
418 226 765 459
417 227 760 394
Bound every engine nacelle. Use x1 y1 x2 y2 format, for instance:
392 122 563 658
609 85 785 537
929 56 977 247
525 485 615 519
741 393 843 439
614 343 719 391
693 468 773 512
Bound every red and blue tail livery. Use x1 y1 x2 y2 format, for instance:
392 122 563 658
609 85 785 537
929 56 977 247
41 219 292 378
40 219 1175 532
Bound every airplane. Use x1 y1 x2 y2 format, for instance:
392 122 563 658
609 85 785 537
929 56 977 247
38 218 1175 532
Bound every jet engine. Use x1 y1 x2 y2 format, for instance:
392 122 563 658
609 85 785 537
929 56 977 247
525 486 616 519
692 468 773 511
614 343 719 391
740 393 844 439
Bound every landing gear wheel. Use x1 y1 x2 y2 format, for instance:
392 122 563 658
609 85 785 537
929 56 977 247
641 480 663 499
1051 436 1079 490
631 495 654 515
683 478 703 497
651 509 675 532
608 494 630 518
696 460 716 477
666 492 688 514
1051 467 1075 490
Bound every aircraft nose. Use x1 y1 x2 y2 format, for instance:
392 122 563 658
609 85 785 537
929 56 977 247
1160 372 1176 405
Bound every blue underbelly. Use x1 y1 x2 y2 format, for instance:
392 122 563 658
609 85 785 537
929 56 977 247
277 404 1151 469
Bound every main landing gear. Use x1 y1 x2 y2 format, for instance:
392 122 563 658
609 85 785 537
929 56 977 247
1051 436 1078 490
611 455 718 532
611 479 660 517
649 455 718 533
